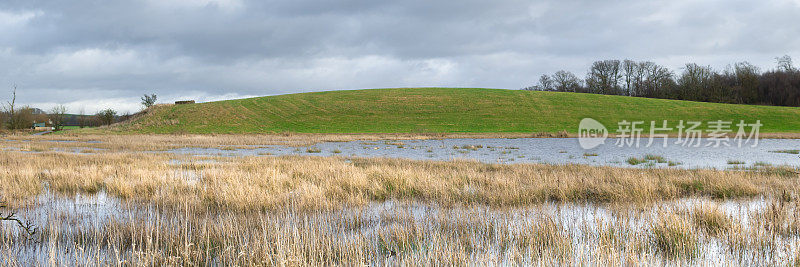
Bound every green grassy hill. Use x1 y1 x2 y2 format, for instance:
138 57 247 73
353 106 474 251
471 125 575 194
109 88 800 134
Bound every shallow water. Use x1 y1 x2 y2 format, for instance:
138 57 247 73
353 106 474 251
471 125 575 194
166 138 800 169
1 193 794 265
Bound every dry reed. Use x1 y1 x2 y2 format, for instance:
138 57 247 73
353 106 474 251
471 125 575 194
1 137 800 265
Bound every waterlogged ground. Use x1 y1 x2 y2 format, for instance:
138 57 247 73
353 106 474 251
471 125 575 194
166 138 800 169
2 136 800 264
2 191 798 265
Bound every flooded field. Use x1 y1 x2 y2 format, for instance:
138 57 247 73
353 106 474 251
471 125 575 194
166 138 800 169
1 136 800 265
3 191 800 265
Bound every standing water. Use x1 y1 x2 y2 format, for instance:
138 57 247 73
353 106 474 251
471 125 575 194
165 138 800 169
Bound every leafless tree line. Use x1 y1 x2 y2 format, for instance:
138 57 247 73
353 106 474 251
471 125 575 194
0 86 148 131
524 56 800 106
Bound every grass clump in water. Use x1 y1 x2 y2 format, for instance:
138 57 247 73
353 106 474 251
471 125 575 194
727 160 746 165
644 154 667 163
771 149 799 154
753 162 772 167
628 154 669 165
651 213 700 259
460 145 480 151
385 141 405 148
306 147 322 153
627 157 646 165
518 216 571 260
690 205 732 236
378 223 422 256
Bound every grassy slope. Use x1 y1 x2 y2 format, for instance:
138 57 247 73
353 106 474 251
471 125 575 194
113 88 800 134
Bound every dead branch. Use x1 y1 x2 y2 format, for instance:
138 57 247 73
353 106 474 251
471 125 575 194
0 202 36 236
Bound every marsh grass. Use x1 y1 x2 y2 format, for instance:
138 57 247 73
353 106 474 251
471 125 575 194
2 138 800 264
2 141 798 210
627 157 646 165
3 133 513 154
385 141 405 147
689 204 732 236
519 215 571 260
461 145 477 150
753 161 772 167
4 197 800 265
651 211 699 259
628 155 671 165
644 154 667 163
771 149 800 154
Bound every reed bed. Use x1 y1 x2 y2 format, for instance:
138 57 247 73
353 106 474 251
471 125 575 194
2 197 800 265
0 133 538 152
4 131 800 153
1 138 800 265
1 150 798 210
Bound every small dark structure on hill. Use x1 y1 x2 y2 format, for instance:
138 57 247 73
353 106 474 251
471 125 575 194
175 100 195 105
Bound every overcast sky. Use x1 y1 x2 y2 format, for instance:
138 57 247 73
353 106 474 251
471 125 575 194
0 0 798 113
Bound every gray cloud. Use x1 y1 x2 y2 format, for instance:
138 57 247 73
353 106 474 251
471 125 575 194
0 0 798 113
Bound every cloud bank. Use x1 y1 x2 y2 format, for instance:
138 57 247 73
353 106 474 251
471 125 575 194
0 0 797 113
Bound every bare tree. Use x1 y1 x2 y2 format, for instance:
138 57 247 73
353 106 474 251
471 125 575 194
96 109 117 126
536 74 554 91
677 63 715 101
141 94 157 108
731 62 760 104
638 62 674 98
2 86 36 130
49 105 68 131
551 70 582 92
776 55 795 72
11 107 36 130
621 60 640 96
585 60 622 95
78 107 86 128
3 85 17 129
